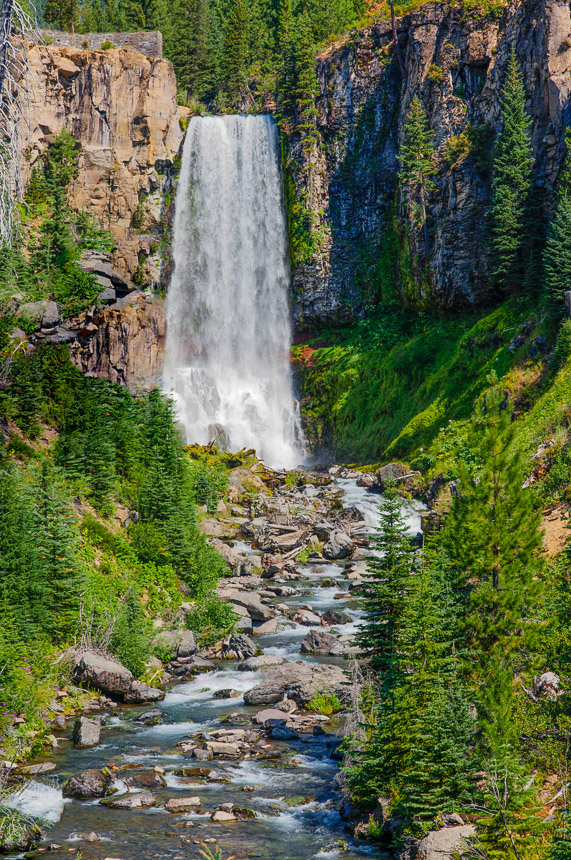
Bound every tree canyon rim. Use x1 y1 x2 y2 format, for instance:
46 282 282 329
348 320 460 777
163 115 305 469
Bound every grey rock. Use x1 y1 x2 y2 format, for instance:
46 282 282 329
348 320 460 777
239 655 287 671
220 634 257 660
99 287 116 304
244 661 346 707
124 680 165 703
270 725 298 740
73 717 101 748
323 610 352 625
101 790 156 809
73 649 134 696
323 530 354 560
135 708 165 726
300 629 342 656
62 769 112 799
218 589 277 622
153 629 196 659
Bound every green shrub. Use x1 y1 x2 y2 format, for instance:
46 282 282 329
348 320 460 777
427 64 444 83
186 595 237 646
307 692 341 715
554 319 571 368
100 40 115 50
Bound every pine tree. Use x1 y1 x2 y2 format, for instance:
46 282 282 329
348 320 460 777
490 49 533 293
168 0 216 101
223 0 249 103
355 487 414 692
398 95 437 255
403 681 475 827
544 132 571 318
293 12 319 159
33 461 82 642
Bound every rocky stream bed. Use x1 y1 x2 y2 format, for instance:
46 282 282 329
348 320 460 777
2 475 425 860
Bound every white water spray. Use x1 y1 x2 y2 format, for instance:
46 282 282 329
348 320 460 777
163 115 305 469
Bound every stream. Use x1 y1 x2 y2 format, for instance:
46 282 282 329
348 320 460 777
6 481 424 860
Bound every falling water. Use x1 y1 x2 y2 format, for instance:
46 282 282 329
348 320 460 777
163 115 304 469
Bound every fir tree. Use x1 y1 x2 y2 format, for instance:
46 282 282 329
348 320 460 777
33 461 82 641
398 95 437 255
293 12 319 159
544 132 571 318
355 486 413 692
223 0 249 102
490 49 533 293
441 372 543 674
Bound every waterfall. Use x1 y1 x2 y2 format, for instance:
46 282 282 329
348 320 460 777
163 115 305 469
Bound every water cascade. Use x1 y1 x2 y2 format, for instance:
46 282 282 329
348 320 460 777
164 115 304 468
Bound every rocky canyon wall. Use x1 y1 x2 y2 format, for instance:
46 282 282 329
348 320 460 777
293 0 571 328
23 39 186 284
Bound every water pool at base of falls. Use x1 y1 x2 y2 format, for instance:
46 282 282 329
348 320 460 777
7 482 421 860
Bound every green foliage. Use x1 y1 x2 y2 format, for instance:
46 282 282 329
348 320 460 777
426 63 444 83
398 95 437 254
188 461 228 512
186 594 237 645
491 50 533 292
307 692 341 715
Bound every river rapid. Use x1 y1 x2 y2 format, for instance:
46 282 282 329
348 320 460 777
6 480 423 860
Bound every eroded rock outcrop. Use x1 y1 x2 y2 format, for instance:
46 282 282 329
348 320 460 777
69 294 166 391
22 40 186 285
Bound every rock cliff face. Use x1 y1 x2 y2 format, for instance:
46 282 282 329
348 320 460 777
293 0 571 328
23 40 186 284
69 295 166 391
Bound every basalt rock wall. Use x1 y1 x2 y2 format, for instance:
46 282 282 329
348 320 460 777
293 0 571 328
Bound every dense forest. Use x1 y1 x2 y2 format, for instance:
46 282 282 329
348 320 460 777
3 0 571 858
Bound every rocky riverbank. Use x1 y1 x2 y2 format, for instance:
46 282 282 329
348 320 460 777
0 464 474 860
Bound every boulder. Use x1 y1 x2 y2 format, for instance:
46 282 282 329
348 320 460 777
124 771 165 789
239 655 286 672
219 589 277 622
164 796 202 812
204 741 240 758
270 725 298 740
413 825 476 859
20 299 60 328
252 708 290 725
153 629 196 659
313 521 335 541
300 630 342 656
213 689 241 699
62 769 111 799
244 661 346 707
323 610 352 625
135 708 165 726
212 809 237 822
73 717 101 749
72 650 133 697
356 473 376 488
124 680 165 704
102 791 156 809
377 462 409 489
220 634 256 660
251 618 278 636
323 530 354 560
235 615 253 634
294 609 322 627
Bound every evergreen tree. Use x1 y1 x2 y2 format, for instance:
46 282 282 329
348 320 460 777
398 95 437 255
168 0 216 101
544 132 571 318
33 461 82 641
441 372 543 675
490 49 533 293
293 12 319 159
355 487 413 691
223 0 249 102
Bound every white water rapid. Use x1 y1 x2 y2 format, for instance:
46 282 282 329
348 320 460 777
163 115 304 469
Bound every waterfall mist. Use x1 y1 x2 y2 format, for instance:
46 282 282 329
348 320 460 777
164 115 305 469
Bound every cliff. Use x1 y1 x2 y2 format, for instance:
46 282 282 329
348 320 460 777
22 39 186 285
293 0 571 328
